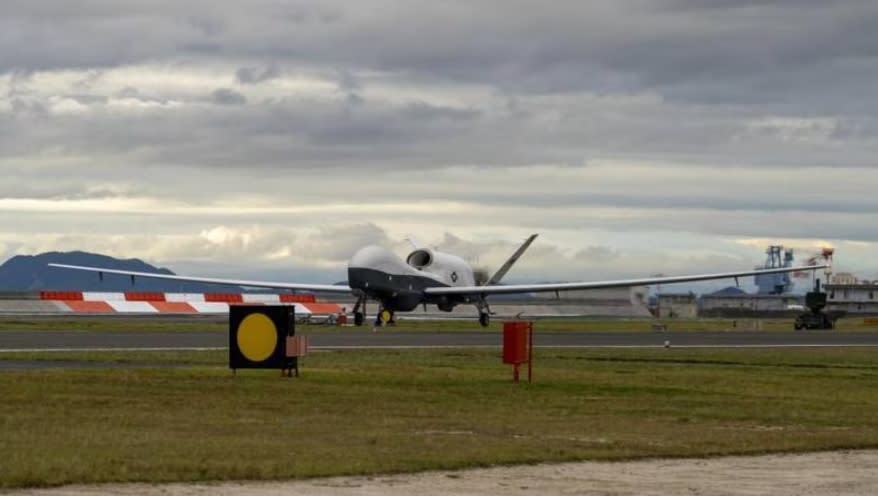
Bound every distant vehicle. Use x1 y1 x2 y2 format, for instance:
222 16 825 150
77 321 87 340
795 312 835 330
50 234 826 328
794 285 844 330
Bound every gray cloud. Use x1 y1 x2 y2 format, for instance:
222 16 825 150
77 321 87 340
574 246 622 262
3 1 878 283
9 98 48 118
299 224 394 261
0 183 136 201
0 2 874 106
402 102 481 122
336 69 360 92
2 2 877 125
210 88 247 105
236 62 280 85
4 87 874 174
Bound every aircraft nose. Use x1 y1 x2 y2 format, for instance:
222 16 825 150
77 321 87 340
347 245 392 269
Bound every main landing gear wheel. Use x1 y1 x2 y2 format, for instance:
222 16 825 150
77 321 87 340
479 312 490 327
352 295 367 326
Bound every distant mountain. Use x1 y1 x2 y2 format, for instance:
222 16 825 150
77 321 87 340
0 251 243 292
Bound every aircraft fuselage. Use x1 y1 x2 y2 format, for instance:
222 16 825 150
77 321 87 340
346 245 476 312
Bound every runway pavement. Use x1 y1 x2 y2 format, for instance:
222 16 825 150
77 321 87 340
3 329 878 352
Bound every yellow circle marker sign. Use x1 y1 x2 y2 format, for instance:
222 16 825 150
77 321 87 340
236 312 278 362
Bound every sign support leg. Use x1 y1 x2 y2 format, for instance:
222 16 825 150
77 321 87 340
527 324 533 383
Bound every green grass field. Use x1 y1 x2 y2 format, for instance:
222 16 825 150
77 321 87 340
2 346 878 489
1 316 877 333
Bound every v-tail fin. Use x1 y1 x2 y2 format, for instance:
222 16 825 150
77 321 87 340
485 233 538 286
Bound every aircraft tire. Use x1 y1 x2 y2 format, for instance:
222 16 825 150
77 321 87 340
354 312 364 326
479 312 490 327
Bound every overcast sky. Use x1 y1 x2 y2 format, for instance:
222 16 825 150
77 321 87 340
2 1 877 290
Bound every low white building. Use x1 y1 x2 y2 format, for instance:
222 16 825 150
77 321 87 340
699 294 802 317
657 292 697 319
553 286 649 306
510 286 652 317
826 282 878 314
831 272 860 285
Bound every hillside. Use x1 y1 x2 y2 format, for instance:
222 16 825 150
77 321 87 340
0 251 243 292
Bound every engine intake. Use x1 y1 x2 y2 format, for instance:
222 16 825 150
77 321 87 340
406 249 433 269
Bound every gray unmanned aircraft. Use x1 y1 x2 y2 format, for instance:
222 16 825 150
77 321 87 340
50 234 828 327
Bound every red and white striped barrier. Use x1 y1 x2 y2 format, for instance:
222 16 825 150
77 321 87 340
38 291 343 315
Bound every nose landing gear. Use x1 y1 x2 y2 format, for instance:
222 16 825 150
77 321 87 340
375 308 395 326
351 295 396 327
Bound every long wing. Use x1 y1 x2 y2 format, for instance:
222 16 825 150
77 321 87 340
48 263 353 293
424 264 828 296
